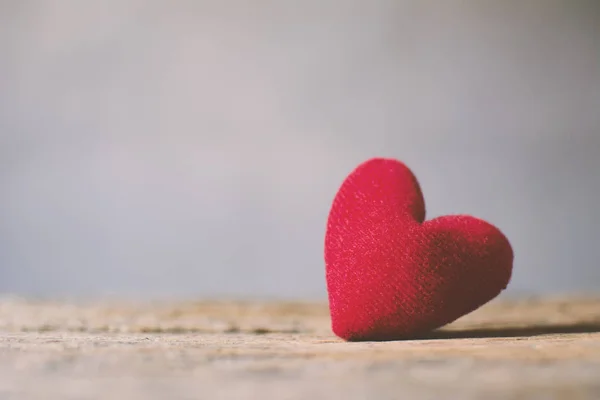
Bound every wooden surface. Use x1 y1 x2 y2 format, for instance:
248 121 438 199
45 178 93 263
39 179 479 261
1 296 600 399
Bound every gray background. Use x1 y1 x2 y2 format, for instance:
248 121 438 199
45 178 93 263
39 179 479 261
0 1 598 300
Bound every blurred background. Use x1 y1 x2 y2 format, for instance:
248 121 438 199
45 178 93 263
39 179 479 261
0 1 598 300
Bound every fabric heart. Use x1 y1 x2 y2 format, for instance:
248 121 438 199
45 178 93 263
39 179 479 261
325 158 513 341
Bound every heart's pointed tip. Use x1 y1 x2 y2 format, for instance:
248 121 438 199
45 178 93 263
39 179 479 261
332 321 436 342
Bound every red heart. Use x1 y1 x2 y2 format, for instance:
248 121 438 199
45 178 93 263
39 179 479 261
325 158 513 341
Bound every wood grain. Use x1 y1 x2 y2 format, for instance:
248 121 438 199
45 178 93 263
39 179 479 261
1 296 599 399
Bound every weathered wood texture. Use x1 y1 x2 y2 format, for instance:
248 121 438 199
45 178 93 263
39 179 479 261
1 296 600 399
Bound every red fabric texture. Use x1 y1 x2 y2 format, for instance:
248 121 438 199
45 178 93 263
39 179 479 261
325 158 513 341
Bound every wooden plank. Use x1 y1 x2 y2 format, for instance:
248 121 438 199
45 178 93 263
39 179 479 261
1 297 599 399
